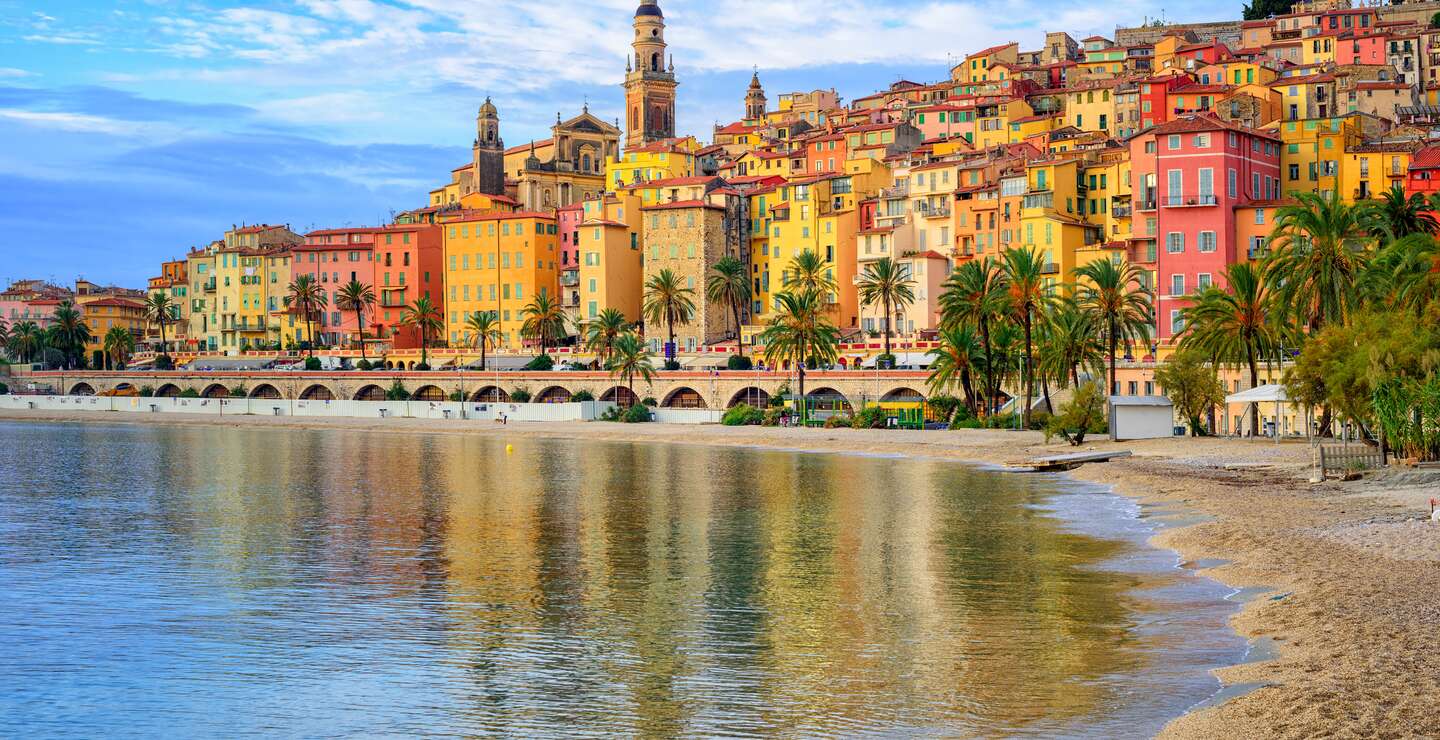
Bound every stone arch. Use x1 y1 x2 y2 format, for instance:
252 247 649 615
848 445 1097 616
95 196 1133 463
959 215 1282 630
536 386 572 404
68 382 96 396
805 387 853 413
155 383 181 398
472 386 509 403
727 387 770 409
300 384 335 401
662 387 707 409
202 383 230 399
600 386 638 408
881 387 926 404
354 385 386 401
413 385 446 402
249 384 283 400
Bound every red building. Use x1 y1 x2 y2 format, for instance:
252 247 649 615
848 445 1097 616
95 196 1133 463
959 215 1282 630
1130 114 1282 341
1406 145 1440 196
372 224 443 348
286 228 379 347
1336 31 1386 66
1138 73 1191 130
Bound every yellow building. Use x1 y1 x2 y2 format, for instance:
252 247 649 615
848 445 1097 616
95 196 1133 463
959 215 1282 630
954 42 1020 84
761 175 859 328
212 247 276 351
1274 115 1361 198
1081 153 1134 245
606 136 703 188
975 97 1033 149
77 296 148 367
1019 157 1101 288
443 212 560 350
1066 82 1121 136
1342 140 1420 201
576 193 645 324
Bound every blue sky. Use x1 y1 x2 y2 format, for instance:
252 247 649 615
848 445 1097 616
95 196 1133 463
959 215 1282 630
0 0 1243 286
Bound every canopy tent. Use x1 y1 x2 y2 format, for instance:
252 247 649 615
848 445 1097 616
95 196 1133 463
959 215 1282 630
1225 384 1289 404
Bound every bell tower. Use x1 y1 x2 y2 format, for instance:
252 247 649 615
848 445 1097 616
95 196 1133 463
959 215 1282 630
472 97 505 196
623 0 677 150
745 69 767 123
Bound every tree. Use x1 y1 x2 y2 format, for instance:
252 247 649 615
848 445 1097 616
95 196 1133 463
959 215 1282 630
1179 261 1287 436
1268 190 1371 332
1242 0 1296 21
335 280 376 363
1074 258 1153 396
642 268 696 367
102 326 135 370
606 332 654 398
926 323 981 416
1360 184 1436 240
0 318 8 361
144 292 176 362
782 249 839 298
1001 247 1055 427
284 274 328 357
50 301 91 369
759 288 840 421
519 292 566 356
939 257 1010 415
1046 381 1107 446
8 321 44 364
1362 233 1440 315
706 255 751 359
1038 301 1105 392
856 256 917 362
583 308 631 366
464 311 503 371
399 295 443 369
1154 350 1226 436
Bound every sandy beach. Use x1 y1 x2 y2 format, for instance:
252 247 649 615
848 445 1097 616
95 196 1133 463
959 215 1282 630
4 408 1437 738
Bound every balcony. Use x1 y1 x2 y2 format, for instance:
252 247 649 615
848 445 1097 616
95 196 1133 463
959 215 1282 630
880 182 910 198
559 271 580 287
203 278 216 292
380 289 409 308
1022 192 1054 210
1041 262 1060 275
1164 194 1218 207
916 201 951 218
1137 198 1157 212
1112 204 1133 218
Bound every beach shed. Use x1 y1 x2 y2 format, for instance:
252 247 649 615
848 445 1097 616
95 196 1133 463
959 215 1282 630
1109 396 1176 440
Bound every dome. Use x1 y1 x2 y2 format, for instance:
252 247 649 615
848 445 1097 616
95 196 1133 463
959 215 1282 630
479 96 498 118
635 1 663 17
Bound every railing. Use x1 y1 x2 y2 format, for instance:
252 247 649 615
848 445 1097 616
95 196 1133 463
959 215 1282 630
1112 204 1132 218
916 202 951 218
559 273 580 287
1041 262 1060 275
1165 194 1218 207
1137 198 1157 211
880 182 910 198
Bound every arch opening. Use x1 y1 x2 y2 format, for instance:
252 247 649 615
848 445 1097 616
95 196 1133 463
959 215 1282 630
662 387 706 409
536 386 573 404
300 385 334 401
354 385 386 402
600 386 638 408
727 387 770 409
412 385 446 402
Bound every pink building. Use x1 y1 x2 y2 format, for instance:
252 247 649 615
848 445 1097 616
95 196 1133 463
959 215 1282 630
911 104 974 143
0 281 71 328
1130 114 1281 341
1336 32 1386 66
289 228 379 346
557 202 583 269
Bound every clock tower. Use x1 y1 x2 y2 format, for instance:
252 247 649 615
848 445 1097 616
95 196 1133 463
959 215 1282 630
623 1 677 150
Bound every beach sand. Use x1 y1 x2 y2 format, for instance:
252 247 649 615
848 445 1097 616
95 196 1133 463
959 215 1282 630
4 409 1437 738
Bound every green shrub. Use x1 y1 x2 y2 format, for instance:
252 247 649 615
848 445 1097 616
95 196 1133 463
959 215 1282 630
823 414 852 429
153 356 174 370
524 354 555 371
722 403 765 426
928 395 963 424
951 418 984 429
448 390 464 402
621 404 652 423
662 359 681 371
304 357 322 371
852 406 888 429
600 405 622 422
0 382 8 395
356 359 372 371
385 379 411 401
1027 410 1052 431
414 362 431 372
985 412 1018 429
179 388 200 399
727 354 753 370
138 385 154 398
769 385 788 407
571 389 595 402
510 387 532 403
1044 382 1107 446
875 353 896 369
761 407 785 426
229 385 248 398
642 397 658 407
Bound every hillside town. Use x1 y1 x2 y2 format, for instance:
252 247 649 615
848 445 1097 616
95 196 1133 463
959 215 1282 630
9 0 1440 440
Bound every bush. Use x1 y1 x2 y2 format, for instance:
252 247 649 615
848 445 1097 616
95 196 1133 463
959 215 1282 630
1027 410 1052 431
179 388 200 399
153 356 174 371
510 388 532 403
985 412 1018 429
138 385 154 398
621 404 652 423
951 418 984 430
356 359 372 371
304 357 322 371
229 385 248 398
769 385 789 407
761 407 785 427
852 406 889 429
722 403 765 426
1045 382 1107 446
928 395 964 424
448 390 464 402
0 382 8 395
571 389 595 402
727 354 753 370
642 397 658 407
663 359 681 371
824 414 852 429
875 353 896 369
524 354 554 371
414 362 431 372
386 379 411 401
599 405 622 422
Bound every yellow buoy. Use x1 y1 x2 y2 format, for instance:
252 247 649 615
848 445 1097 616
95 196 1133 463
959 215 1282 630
506 444 514 454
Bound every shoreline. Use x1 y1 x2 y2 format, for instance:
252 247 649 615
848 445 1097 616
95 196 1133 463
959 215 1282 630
4 409 1437 737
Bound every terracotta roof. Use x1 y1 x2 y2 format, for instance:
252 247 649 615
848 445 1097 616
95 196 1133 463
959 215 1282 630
1135 113 1280 141
1409 146 1440 170
968 42 1017 58
505 138 553 155
81 298 146 309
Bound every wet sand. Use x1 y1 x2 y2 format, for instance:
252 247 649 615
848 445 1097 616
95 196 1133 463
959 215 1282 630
5 409 1437 738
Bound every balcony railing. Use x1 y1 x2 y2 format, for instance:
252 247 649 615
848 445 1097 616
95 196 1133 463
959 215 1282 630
1041 262 1060 275
1164 194 1218 207
1112 204 1133 218
203 279 216 292
559 272 580 287
880 182 910 198
1137 198 1157 211
916 202 951 218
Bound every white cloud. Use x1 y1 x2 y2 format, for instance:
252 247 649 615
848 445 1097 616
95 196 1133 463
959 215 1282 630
256 92 388 125
0 109 149 136
23 34 102 46
0 68 36 78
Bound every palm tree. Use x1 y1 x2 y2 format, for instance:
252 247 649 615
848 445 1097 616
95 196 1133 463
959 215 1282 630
399 295 443 368
0 318 9 361
856 256 917 362
1359 184 1436 240
584 308 631 366
1268 190 1371 332
606 331 654 399
1001 247 1055 427
519 293 567 357
782 249 839 299
926 323 981 416
102 326 135 370
1074 258 1154 396
642 268 696 366
8 321 44 364
50 301 91 369
759 288 841 420
144 292 176 361
1038 301 1105 391
335 280 376 363
464 311 503 371
1179 261 1287 436
284 274 328 357
939 257 1009 415
1362 233 1440 315
706 255 751 359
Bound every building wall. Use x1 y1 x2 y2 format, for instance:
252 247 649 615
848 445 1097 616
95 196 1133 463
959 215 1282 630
641 204 731 351
442 214 559 350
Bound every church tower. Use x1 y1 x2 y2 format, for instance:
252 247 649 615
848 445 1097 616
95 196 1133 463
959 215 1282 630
472 97 505 196
623 1 677 150
745 70 767 123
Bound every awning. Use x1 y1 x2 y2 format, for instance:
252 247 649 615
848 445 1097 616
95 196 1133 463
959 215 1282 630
678 355 730 369
1226 384 1289 404
861 351 932 368
183 358 275 371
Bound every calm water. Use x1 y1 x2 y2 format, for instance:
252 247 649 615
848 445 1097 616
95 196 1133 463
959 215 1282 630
0 422 1244 738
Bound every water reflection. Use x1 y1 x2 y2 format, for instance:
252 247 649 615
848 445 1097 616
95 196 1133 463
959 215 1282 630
0 422 1240 737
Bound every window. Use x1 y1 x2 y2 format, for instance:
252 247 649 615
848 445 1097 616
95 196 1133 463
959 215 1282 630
1170 309 1185 334
1198 231 1216 253
1167 134 1181 150
1227 168 1237 198
1166 231 1185 253
1198 273 1213 290
1171 274 1185 296
1254 208 1265 225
